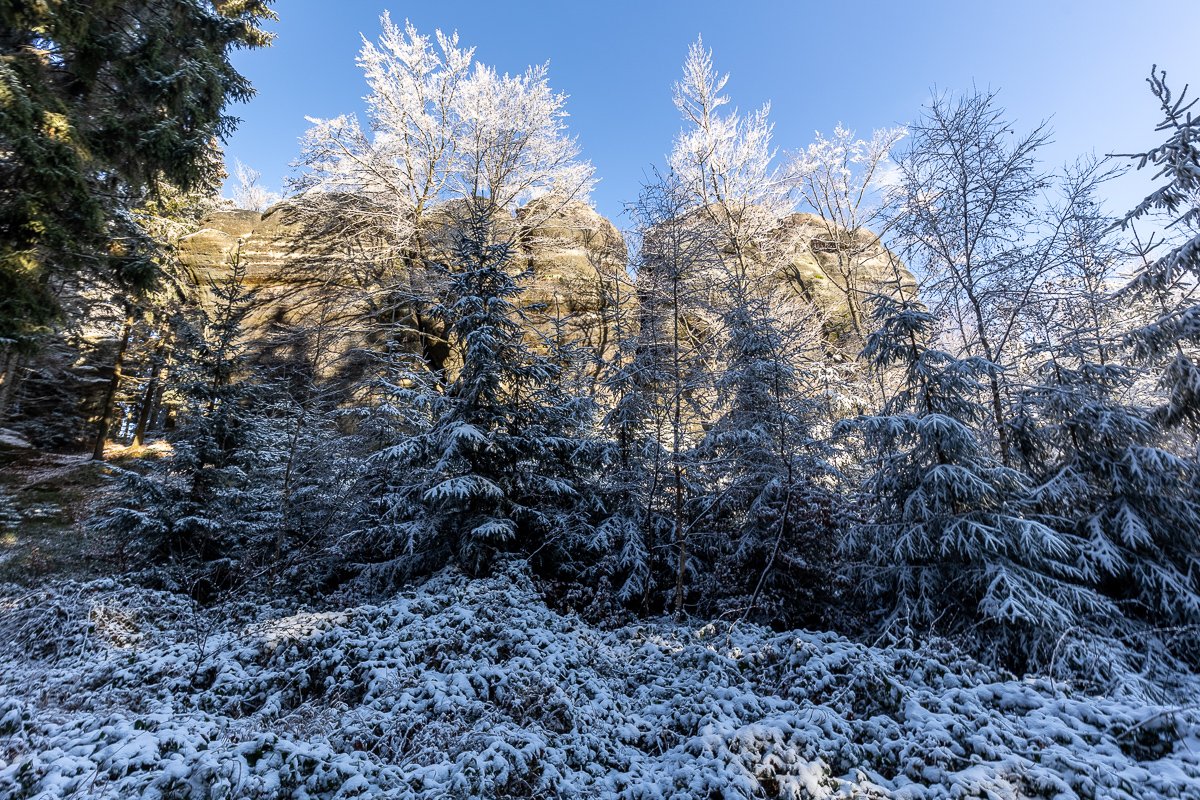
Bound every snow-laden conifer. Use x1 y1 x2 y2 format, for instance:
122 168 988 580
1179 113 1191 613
692 285 841 626
844 296 1104 665
356 203 597 581
1117 67 1200 432
99 248 293 582
1014 170 1200 669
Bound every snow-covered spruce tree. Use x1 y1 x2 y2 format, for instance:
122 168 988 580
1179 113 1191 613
99 246 292 585
664 40 848 624
1014 166 1200 670
842 294 1104 667
692 285 842 628
1117 67 1200 435
283 23 602 589
592 171 720 616
594 357 676 611
355 203 597 583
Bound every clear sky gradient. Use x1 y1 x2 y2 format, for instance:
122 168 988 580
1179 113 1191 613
223 0 1200 226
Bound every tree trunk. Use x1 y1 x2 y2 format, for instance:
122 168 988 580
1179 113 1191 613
132 329 170 447
149 376 168 431
276 412 306 561
671 273 688 618
0 347 23 423
986 367 1011 466
92 303 135 460
964 278 1011 466
672 457 688 618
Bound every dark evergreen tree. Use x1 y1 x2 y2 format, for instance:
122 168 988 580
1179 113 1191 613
0 0 275 350
1117 67 1200 433
692 290 841 627
99 247 291 584
1014 173 1200 669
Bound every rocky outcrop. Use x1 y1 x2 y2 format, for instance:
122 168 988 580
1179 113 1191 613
771 212 916 339
176 199 629 378
177 205 314 315
175 200 909 378
517 197 627 311
639 206 915 347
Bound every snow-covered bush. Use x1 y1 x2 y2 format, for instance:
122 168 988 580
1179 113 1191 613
1 566 1196 799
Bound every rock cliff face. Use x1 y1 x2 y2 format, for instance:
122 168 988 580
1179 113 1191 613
183 201 617 326
175 200 910 377
177 205 333 324
770 212 917 339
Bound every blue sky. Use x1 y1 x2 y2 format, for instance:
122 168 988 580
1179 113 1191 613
223 0 1200 225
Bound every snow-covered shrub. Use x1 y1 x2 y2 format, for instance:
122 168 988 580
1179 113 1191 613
0 579 199 663
1 565 1196 799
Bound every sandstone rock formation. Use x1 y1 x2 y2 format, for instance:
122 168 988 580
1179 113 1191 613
176 199 628 378
175 200 910 380
771 212 917 340
638 205 916 350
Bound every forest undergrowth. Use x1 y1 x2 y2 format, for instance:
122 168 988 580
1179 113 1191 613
1 564 1198 799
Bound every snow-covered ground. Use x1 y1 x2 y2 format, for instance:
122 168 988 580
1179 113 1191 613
1 566 1197 799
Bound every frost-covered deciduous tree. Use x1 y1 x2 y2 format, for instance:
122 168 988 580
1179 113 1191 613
790 125 906 347
889 90 1057 465
290 14 595 393
670 38 790 233
667 38 794 332
356 204 597 582
230 161 281 212
296 14 592 240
